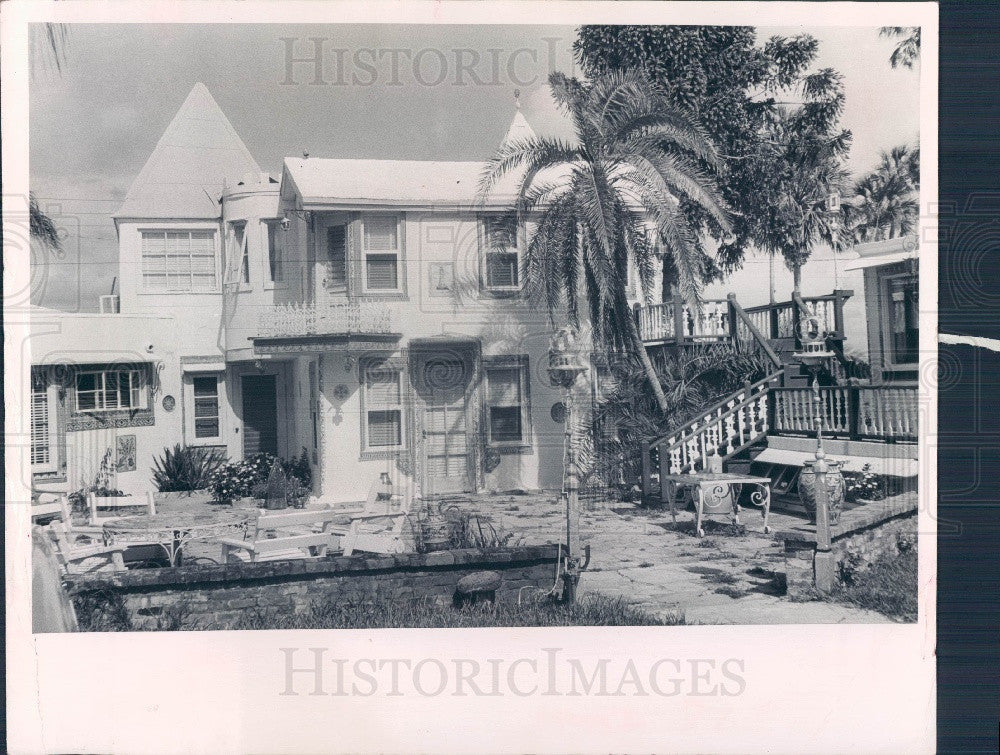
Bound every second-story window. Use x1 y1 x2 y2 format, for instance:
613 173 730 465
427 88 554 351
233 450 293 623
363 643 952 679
141 230 217 292
230 221 250 285
483 215 522 291
362 215 402 292
265 220 285 285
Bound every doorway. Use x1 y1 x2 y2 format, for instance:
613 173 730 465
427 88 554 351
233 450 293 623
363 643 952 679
411 346 476 496
241 374 278 457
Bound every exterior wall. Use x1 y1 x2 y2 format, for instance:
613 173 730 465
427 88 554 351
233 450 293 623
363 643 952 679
65 544 560 630
116 218 226 359
30 312 182 496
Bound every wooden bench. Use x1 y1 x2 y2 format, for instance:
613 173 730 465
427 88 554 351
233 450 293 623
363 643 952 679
215 508 344 563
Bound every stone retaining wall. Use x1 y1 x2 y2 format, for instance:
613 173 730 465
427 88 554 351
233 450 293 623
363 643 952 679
778 494 917 596
66 545 561 630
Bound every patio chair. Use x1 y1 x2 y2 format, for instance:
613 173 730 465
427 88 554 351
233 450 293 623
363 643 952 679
87 491 156 525
46 520 126 575
216 507 345 563
337 498 417 557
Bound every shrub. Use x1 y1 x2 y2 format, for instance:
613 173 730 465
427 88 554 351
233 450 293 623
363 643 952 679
843 463 887 502
282 447 312 490
152 444 226 492
208 452 277 503
834 548 917 622
68 447 125 512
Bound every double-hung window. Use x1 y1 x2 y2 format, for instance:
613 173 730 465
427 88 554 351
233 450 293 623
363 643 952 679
362 215 403 292
31 376 58 472
265 220 284 285
192 376 221 439
485 358 530 446
362 364 405 450
75 369 147 412
483 215 522 291
141 230 217 292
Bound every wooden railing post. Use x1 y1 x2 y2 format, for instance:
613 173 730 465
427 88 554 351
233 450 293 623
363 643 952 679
832 289 848 338
727 293 739 342
769 306 779 340
847 378 861 440
640 441 652 503
673 295 686 344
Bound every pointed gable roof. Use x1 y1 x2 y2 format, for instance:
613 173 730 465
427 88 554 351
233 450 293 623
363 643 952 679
115 83 261 219
501 109 537 146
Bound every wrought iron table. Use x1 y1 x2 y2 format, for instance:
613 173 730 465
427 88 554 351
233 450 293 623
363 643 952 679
661 472 772 537
103 510 257 567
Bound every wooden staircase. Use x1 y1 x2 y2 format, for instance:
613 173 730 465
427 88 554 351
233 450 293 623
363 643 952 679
636 288 919 505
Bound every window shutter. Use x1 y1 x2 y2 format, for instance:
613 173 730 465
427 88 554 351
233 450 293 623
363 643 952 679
325 225 348 292
364 216 398 251
366 254 399 290
31 388 50 465
365 369 401 404
367 410 402 447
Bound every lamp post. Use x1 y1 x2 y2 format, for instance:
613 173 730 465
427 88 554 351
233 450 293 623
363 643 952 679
548 326 589 603
792 315 839 592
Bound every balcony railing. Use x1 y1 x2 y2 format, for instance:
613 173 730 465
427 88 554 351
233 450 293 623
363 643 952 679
635 291 852 347
635 298 731 344
257 303 396 339
770 383 919 442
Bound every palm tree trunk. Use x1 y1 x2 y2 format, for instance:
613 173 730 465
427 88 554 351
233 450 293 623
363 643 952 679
628 317 670 415
792 262 802 296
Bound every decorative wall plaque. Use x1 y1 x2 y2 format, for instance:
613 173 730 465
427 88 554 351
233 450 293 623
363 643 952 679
333 384 350 402
162 395 176 411
116 434 137 472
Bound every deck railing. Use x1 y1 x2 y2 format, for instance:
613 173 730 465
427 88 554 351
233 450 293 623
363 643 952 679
770 383 919 441
635 297 731 344
257 302 396 338
636 290 851 346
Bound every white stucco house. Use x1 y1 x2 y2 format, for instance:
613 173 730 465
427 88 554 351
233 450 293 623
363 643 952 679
30 83 661 502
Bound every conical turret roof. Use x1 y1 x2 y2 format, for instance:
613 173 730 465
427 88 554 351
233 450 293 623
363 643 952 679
115 83 261 219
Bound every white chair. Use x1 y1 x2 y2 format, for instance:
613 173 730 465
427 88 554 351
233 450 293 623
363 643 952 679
87 491 156 525
46 520 126 575
216 508 344 563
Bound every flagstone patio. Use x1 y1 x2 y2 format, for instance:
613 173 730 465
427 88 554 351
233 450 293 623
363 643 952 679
150 489 893 624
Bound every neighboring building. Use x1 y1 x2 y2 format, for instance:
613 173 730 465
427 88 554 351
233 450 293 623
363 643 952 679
31 83 662 503
844 235 920 383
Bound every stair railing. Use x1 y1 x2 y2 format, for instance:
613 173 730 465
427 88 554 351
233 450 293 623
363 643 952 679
640 370 784 500
728 293 783 370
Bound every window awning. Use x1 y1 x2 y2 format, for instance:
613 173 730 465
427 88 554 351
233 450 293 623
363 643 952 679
182 362 226 373
753 448 918 477
843 251 918 271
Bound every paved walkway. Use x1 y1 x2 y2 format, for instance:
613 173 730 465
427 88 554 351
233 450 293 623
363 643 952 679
450 492 890 624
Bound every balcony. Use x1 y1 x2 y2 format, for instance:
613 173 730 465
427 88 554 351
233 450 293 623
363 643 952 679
252 303 401 354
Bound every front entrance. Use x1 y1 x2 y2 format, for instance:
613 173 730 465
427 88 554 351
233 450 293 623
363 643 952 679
242 374 278 457
411 346 476 497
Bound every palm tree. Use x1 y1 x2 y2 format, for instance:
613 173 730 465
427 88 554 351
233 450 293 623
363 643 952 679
748 109 851 295
880 27 921 70
479 70 731 414
843 144 920 242
29 24 69 252
30 193 62 251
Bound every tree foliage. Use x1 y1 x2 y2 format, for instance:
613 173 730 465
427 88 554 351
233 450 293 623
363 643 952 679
479 69 731 412
843 144 920 243
574 26 852 289
880 27 921 70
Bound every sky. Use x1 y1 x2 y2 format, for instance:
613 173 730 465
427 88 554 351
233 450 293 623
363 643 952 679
29 23 920 312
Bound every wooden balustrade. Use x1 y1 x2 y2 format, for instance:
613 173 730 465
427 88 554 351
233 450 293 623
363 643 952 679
771 383 918 441
741 290 852 341
635 297 732 344
258 303 395 338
